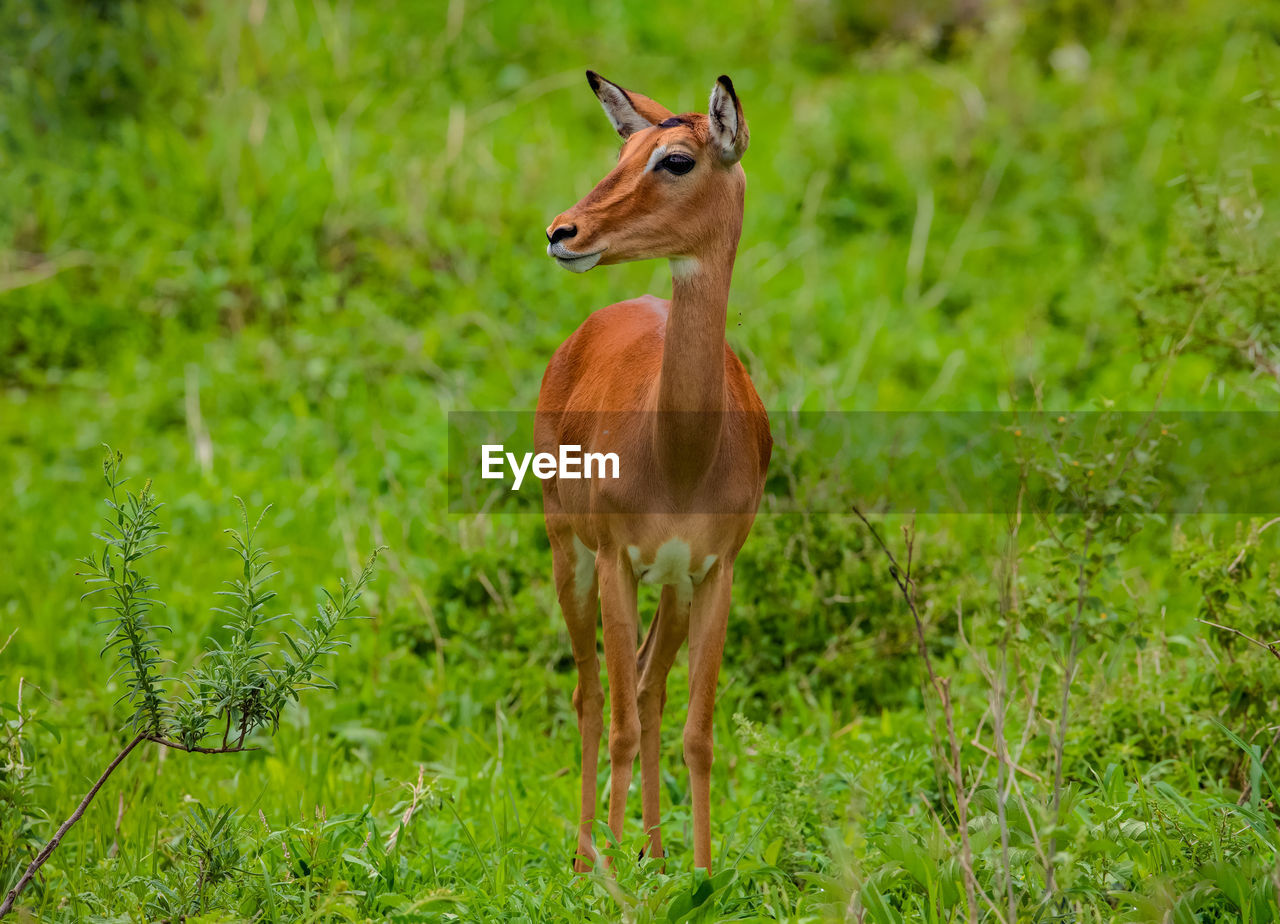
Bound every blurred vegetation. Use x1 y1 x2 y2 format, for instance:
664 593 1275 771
1 0 1279 920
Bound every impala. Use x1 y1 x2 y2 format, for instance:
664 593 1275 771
536 71 771 872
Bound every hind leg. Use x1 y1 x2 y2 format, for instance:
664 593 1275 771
596 547 642 856
548 521 602 872
685 562 733 870
636 584 689 863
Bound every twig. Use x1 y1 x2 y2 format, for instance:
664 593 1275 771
0 251 93 295
144 735 259 755
0 730 264 918
1198 618 1280 663
1202 607 1280 805
967 739 1046 785
996 471 1025 924
1226 516 1280 574
1007 674 1050 879
1047 525 1091 895
0 733 147 917
853 507 978 924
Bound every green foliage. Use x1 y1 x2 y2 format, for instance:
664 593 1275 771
188 498 381 750
0 451 379 917
75 448 380 756
146 804 246 919
1176 518 1280 790
731 515 931 712
79 449 169 734
3 0 1280 921
191 501 284 748
0 678 50 902
1133 80 1280 395
733 713 832 878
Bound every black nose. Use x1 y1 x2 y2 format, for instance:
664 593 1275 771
548 224 577 245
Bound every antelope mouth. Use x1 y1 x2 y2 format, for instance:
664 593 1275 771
548 242 605 273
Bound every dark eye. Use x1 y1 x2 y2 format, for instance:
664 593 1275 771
659 153 695 175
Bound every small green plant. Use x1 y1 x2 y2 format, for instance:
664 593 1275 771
1133 87 1280 398
1176 517 1280 799
0 448 380 918
733 714 831 878
0 669 51 905
1016 407 1170 893
142 804 246 919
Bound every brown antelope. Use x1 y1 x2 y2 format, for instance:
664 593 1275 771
536 71 771 872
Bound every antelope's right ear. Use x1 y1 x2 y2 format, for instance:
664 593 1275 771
585 70 673 139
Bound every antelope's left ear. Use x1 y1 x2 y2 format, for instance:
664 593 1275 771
708 75 749 164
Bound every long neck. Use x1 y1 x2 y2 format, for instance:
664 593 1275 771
657 254 733 413
652 242 737 486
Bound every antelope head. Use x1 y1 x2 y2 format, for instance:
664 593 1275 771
546 72 750 273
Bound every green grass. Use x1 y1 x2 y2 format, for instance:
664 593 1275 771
2 0 1280 920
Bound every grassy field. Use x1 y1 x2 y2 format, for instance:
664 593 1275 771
3 0 1280 921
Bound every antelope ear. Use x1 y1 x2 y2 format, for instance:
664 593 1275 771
708 75 749 164
586 71 673 139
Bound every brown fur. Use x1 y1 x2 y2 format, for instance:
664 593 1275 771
536 73 770 872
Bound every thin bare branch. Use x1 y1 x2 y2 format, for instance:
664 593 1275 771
853 507 978 924
144 736 260 755
1198 618 1280 662
0 733 147 917
967 739 1046 785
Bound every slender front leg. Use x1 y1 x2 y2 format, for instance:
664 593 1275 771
636 584 689 863
597 547 642 855
549 525 602 872
684 561 733 870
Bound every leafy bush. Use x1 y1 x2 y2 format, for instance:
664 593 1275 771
0 450 378 918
